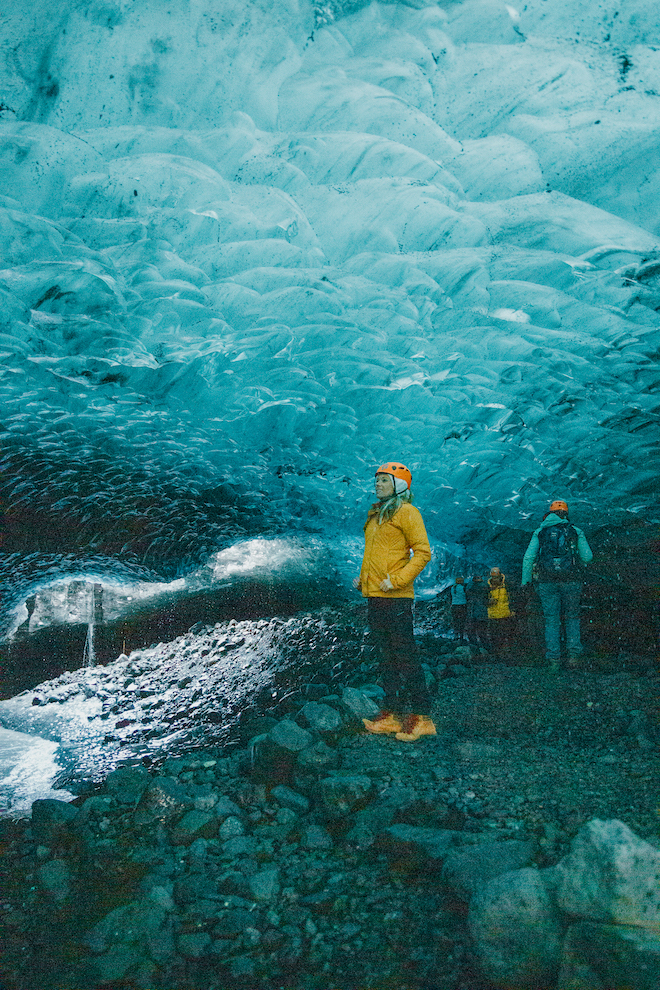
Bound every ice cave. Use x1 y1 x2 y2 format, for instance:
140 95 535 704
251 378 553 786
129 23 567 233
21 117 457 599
0 1 659 988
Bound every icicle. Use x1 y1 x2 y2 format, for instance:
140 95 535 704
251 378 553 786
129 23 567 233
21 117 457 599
83 620 95 667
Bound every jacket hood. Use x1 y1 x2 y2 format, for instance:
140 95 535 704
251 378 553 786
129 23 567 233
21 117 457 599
539 512 571 529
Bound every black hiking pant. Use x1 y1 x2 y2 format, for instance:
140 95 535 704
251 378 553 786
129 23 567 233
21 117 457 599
367 598 431 715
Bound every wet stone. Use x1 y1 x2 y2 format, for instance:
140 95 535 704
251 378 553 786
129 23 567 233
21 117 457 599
269 719 314 753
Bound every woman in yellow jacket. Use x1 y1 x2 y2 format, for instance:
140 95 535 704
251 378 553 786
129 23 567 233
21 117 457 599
487 567 513 661
354 462 435 742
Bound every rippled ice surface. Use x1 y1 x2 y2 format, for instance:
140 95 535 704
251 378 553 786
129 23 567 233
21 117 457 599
1 0 659 613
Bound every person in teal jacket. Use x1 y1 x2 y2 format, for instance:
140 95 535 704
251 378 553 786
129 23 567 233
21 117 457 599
521 499 593 670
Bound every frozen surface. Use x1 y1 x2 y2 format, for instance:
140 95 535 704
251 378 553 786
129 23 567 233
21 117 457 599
0 609 364 813
0 0 659 634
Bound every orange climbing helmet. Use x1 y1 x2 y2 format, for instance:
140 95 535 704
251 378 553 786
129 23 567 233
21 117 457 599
549 499 569 514
375 461 412 494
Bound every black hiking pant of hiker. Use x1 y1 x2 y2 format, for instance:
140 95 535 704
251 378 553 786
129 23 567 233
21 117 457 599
367 598 431 715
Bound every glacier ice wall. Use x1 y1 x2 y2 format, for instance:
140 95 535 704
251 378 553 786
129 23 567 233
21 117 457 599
1 0 659 623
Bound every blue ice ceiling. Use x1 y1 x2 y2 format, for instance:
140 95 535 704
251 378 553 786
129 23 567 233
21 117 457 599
1 0 659 622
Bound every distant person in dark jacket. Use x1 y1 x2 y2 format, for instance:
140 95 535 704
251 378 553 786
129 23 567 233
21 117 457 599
449 576 467 641
466 574 490 649
521 499 593 671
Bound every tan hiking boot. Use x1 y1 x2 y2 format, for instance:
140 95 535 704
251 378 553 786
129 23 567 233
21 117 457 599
395 714 437 742
362 711 402 734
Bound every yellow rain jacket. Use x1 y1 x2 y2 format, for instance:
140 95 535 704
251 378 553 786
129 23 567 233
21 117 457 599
487 578 511 619
358 502 431 599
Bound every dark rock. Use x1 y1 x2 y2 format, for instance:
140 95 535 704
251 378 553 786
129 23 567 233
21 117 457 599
30 798 79 844
378 824 460 870
173 873 219 905
269 719 315 753
169 809 216 846
441 839 536 901
133 777 192 825
297 701 344 734
37 859 72 902
213 795 243 820
270 784 310 815
558 921 660 990
213 908 255 938
104 764 151 805
248 866 280 901
320 775 374 817
296 739 340 772
301 824 334 850
338 687 380 722
177 931 212 958
468 868 564 989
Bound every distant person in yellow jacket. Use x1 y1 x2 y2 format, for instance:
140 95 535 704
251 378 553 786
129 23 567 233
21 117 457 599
487 567 514 661
354 462 435 742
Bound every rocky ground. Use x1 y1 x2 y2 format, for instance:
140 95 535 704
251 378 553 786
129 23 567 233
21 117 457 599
0 604 659 990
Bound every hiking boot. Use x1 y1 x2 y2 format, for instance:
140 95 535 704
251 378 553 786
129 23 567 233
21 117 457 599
395 714 437 742
362 711 402 734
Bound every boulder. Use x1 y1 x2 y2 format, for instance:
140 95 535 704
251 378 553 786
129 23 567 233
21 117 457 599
441 839 536 901
269 719 314 752
553 819 660 929
558 921 660 990
468 867 564 989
